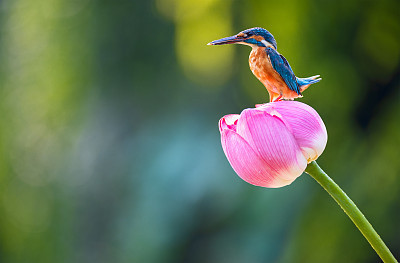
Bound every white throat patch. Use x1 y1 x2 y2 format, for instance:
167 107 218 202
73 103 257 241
261 40 273 48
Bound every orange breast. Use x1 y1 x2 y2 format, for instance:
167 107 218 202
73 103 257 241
249 47 299 100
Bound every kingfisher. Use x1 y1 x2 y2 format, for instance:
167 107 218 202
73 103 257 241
208 27 321 102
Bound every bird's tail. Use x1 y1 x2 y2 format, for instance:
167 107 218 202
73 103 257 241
297 75 322 92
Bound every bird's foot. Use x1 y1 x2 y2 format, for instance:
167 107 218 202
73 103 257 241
272 94 283 102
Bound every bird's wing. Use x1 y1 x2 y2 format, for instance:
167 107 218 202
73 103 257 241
265 47 300 95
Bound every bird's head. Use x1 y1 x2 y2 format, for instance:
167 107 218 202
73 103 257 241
208 27 277 49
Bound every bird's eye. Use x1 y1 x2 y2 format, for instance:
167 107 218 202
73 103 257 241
242 33 248 38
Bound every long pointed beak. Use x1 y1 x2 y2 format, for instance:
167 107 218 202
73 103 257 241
207 35 242 45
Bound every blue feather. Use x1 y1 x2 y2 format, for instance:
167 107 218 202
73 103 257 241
296 76 321 87
244 38 264 47
265 47 301 95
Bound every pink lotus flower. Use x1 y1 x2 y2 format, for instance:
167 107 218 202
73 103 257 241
219 101 327 188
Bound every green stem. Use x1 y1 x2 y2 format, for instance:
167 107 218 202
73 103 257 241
305 161 398 263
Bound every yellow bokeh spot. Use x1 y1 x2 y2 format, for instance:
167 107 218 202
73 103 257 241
157 0 234 89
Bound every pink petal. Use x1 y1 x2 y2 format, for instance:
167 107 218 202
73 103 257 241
219 114 239 132
259 101 327 162
236 109 307 182
221 129 294 188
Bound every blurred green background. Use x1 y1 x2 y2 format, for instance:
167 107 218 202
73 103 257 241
0 0 399 262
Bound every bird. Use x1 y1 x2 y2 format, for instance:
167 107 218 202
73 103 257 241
208 27 321 102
